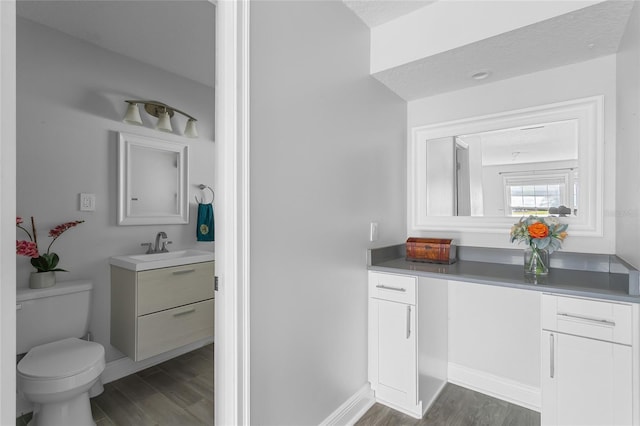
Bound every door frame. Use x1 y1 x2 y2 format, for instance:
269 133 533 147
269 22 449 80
0 0 17 424
215 0 251 425
0 1 250 424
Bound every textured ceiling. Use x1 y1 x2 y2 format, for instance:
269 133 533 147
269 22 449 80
371 1 634 100
16 0 215 88
343 0 436 27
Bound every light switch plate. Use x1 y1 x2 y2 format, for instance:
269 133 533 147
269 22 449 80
80 193 96 211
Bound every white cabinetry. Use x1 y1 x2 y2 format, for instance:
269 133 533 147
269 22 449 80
541 293 638 426
111 261 215 361
368 271 447 419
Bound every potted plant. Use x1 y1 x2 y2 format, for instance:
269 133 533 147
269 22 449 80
16 216 84 288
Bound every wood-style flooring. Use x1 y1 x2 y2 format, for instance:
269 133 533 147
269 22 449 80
356 384 540 426
17 343 213 426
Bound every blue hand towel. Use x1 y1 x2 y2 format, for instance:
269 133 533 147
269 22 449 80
197 203 214 242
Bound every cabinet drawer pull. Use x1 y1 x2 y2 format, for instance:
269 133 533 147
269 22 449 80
549 333 556 379
376 284 406 292
172 269 196 275
550 333 555 379
173 308 196 317
406 306 411 339
557 312 615 327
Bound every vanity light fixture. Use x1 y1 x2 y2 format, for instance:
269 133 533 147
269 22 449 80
123 100 198 138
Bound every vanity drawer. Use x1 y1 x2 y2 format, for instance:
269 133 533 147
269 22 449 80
369 272 416 305
137 261 214 315
542 294 632 345
137 299 214 361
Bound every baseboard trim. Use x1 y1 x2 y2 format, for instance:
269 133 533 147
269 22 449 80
448 362 540 412
319 384 375 426
102 337 214 384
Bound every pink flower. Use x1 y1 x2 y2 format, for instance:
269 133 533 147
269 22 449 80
16 217 23 225
16 240 39 258
49 221 85 238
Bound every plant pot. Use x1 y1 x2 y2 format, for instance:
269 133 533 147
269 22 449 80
524 247 549 276
29 271 56 289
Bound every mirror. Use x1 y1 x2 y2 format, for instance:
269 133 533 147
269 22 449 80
118 132 189 225
427 120 579 217
409 96 603 236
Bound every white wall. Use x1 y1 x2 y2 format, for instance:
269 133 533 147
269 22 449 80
408 55 617 254
249 1 406 424
17 18 215 362
616 3 640 269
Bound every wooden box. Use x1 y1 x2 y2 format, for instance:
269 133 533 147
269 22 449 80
406 238 456 264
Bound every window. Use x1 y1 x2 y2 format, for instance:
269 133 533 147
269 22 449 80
504 173 571 217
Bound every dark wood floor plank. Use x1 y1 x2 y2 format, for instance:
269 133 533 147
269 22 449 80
187 373 215 402
96 416 117 426
112 373 159 401
186 398 215 424
92 383 157 426
134 393 205 426
142 370 204 409
356 384 540 426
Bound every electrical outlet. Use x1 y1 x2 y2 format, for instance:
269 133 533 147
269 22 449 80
80 193 96 211
370 222 379 242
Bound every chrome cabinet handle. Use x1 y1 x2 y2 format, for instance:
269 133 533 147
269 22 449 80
173 308 196 317
557 312 615 327
172 269 196 275
406 306 411 339
550 333 555 379
376 284 406 292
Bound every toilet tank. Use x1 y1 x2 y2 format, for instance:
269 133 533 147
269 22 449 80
16 280 93 354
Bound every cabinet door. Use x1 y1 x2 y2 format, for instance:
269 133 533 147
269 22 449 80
542 331 632 426
371 298 417 409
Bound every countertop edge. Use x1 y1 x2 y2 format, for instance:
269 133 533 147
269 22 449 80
368 264 639 303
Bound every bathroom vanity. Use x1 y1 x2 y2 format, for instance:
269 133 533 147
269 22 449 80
368 245 640 425
110 252 215 361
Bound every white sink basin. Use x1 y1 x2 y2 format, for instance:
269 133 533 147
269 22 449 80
110 249 214 271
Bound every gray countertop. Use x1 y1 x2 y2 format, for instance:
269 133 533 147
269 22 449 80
368 245 640 303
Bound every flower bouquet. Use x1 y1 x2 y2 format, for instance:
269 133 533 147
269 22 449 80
510 216 568 275
17 216 84 288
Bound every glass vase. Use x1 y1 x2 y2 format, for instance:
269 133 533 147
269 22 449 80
524 247 549 276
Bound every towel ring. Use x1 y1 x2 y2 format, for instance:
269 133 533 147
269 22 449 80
195 185 214 204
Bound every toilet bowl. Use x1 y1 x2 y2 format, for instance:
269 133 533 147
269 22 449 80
17 338 105 426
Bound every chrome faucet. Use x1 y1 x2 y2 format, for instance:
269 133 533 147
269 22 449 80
154 232 168 253
141 232 172 254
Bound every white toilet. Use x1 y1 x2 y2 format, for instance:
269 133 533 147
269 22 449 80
16 280 105 426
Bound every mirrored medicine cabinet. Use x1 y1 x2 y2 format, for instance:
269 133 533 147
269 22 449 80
118 132 189 225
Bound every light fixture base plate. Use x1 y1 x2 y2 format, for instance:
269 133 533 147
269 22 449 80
144 102 175 118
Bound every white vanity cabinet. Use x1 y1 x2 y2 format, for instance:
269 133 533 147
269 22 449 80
541 293 638 426
111 261 215 361
368 271 448 419
369 272 418 414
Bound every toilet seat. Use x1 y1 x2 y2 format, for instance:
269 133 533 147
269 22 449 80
18 338 105 396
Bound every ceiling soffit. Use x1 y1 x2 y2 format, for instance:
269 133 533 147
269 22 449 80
368 1 633 100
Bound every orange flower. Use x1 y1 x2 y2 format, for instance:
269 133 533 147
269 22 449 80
528 222 549 239
558 231 568 241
